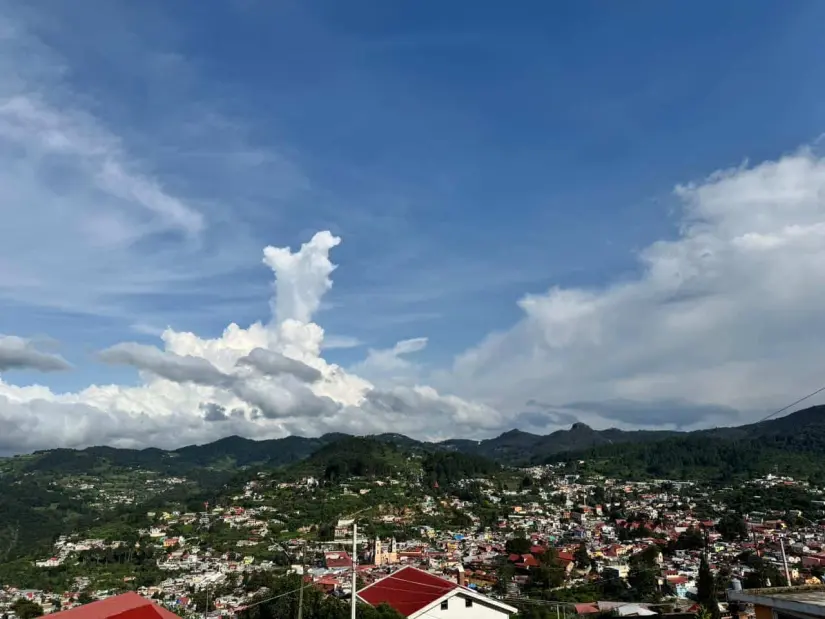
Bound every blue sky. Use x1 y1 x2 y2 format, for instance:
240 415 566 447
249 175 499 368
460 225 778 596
3 0 825 450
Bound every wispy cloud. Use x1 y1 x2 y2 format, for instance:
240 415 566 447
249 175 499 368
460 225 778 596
321 335 364 350
0 335 71 372
0 3 305 328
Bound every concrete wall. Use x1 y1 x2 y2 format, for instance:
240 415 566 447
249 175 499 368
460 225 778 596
417 592 511 619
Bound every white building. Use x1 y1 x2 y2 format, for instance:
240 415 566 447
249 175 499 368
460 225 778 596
358 565 517 619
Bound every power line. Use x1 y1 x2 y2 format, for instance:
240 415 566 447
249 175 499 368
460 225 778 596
365 563 666 595
755 383 825 424
236 582 314 613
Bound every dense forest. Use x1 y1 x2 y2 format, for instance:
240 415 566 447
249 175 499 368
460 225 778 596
0 478 95 561
555 426 825 483
422 451 500 487
302 438 413 482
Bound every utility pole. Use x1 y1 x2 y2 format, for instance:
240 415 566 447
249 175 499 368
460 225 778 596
780 538 792 586
297 541 305 619
352 523 358 619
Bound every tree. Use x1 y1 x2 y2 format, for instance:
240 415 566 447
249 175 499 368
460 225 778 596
575 542 590 569
697 555 720 619
717 514 748 542
192 589 215 613
12 600 44 619
637 545 661 567
742 555 781 589
517 606 554 619
77 592 94 605
505 537 531 555
533 560 566 590
674 527 705 551
627 564 659 601
318 522 334 542
495 564 516 595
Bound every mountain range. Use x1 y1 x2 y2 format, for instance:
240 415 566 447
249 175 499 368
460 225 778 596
5 404 825 476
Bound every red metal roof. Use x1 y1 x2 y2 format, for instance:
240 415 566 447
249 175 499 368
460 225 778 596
110 606 178 619
358 566 458 617
574 603 600 615
325 551 353 569
49 593 178 619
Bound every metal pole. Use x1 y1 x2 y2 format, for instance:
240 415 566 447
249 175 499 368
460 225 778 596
352 523 358 619
298 541 305 619
780 538 792 586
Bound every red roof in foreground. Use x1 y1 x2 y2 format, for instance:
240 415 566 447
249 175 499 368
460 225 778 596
574 603 600 615
50 593 179 619
325 551 353 569
358 566 458 617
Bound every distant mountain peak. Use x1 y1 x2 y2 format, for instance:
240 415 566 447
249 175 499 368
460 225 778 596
499 428 534 437
570 422 593 432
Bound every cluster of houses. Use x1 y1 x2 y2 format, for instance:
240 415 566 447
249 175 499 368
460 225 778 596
7 469 825 618
53 474 189 510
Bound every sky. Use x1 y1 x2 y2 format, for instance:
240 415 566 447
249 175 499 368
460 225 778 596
3 0 825 453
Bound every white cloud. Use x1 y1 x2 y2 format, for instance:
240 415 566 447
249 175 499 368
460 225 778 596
445 148 825 430
0 335 71 372
320 335 364 350
0 6 292 325
4 3 825 451
237 348 323 383
98 342 232 387
0 232 492 451
350 337 429 386
6 147 825 450
263 231 341 325
0 89 211 313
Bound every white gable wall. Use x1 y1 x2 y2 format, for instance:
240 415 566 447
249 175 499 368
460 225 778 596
412 590 514 619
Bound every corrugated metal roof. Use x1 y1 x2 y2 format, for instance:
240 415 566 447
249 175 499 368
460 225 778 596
49 592 179 619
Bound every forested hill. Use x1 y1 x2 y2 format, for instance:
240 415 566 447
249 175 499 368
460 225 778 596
553 405 825 483
3 405 825 475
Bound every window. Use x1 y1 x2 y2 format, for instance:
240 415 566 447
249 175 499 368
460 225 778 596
440 601 448 611
465 599 473 608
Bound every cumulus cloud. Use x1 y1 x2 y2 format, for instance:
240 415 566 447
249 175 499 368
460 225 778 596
237 348 322 382
350 337 428 386
0 231 495 451
200 402 229 422
0 335 72 372
99 343 231 386
5 134 825 450
446 148 825 429
263 231 341 324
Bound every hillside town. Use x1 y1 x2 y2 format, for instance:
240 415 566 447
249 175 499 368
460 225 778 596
2 464 824 619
